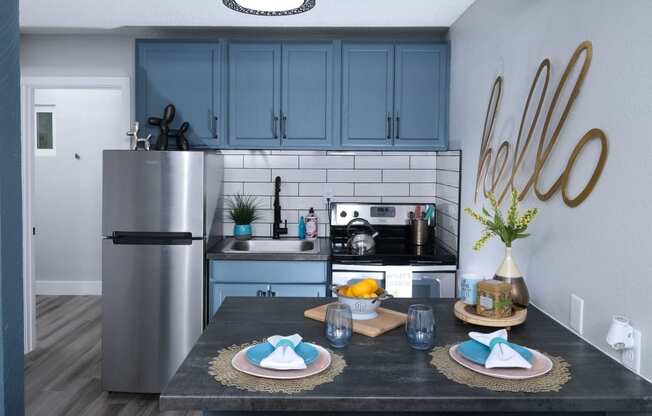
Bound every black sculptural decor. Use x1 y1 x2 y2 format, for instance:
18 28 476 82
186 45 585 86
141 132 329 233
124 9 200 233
148 104 190 150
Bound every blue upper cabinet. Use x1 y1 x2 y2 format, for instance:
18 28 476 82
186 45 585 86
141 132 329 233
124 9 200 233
393 44 449 150
135 39 449 151
228 43 282 148
340 42 449 150
136 41 222 147
281 43 334 148
341 43 395 148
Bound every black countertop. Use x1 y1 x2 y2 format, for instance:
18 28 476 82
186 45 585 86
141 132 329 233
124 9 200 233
161 298 652 414
206 237 330 261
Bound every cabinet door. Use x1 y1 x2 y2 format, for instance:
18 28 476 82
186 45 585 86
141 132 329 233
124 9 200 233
393 44 449 149
272 284 327 298
341 43 395 147
136 42 220 146
281 43 334 148
228 43 282 147
210 282 271 318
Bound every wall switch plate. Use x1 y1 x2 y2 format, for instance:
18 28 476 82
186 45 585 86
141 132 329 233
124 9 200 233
570 294 584 335
622 329 642 374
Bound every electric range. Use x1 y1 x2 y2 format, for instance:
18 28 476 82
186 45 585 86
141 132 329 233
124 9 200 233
329 202 458 299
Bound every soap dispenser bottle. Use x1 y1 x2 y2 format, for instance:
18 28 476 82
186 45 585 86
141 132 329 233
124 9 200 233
305 207 318 240
298 216 306 240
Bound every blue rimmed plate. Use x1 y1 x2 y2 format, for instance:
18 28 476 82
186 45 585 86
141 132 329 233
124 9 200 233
245 342 320 367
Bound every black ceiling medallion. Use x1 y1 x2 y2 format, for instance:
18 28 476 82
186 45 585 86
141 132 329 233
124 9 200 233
223 0 316 16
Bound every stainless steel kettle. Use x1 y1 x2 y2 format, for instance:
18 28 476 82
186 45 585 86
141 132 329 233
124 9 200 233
346 218 379 255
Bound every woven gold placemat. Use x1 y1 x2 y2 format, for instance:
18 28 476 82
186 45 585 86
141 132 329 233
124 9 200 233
208 341 346 394
430 345 571 393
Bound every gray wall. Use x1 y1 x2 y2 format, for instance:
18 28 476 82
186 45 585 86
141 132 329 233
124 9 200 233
450 0 652 379
0 0 24 412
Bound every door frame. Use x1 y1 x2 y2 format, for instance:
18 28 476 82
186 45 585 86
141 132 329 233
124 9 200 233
20 76 131 353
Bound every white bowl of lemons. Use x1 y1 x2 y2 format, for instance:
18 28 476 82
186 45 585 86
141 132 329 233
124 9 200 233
332 279 393 320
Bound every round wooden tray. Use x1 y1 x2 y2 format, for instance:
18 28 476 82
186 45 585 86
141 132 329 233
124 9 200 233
454 300 527 329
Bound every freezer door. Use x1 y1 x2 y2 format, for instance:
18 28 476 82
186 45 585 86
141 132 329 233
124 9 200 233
102 150 205 236
101 238 204 393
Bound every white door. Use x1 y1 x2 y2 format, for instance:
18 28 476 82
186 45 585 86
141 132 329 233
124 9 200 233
33 88 129 292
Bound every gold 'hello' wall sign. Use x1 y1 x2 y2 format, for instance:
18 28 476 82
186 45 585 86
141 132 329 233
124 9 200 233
474 40 608 208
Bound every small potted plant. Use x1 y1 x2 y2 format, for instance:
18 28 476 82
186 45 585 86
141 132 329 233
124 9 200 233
227 194 259 240
465 189 538 307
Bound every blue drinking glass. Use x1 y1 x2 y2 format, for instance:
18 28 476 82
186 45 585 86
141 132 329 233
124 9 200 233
325 303 353 348
406 304 435 350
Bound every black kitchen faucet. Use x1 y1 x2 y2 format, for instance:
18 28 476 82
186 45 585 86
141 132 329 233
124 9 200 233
272 176 288 239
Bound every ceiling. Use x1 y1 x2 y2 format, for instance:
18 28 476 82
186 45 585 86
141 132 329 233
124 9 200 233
20 0 475 32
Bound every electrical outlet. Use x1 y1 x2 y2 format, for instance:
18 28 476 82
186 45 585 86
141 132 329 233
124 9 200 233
622 329 642 374
570 294 584 335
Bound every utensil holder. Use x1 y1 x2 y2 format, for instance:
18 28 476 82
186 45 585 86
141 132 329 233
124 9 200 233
410 219 430 246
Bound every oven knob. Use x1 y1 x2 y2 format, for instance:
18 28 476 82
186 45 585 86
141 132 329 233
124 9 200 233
339 211 347 218
353 211 359 218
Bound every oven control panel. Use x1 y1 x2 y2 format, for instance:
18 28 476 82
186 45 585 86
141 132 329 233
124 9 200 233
330 203 418 226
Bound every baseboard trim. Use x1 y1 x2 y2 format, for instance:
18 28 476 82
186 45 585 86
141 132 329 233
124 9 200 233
35 280 102 296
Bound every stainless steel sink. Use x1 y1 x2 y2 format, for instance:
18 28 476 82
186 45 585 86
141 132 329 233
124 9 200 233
221 238 320 254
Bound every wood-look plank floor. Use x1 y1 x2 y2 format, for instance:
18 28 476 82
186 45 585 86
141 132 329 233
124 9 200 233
25 296 201 416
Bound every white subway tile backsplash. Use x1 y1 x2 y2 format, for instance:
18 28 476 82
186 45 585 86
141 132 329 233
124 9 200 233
224 168 270 182
436 155 461 171
380 196 435 204
437 227 458 253
328 150 382 156
223 155 244 168
219 150 460 243
355 183 410 197
244 182 298 196
299 155 354 169
383 170 436 183
243 155 298 169
410 183 437 196
299 183 354 197
328 170 381 183
410 156 437 169
435 198 459 220
384 151 438 156
437 211 458 236
271 150 326 155
436 184 459 204
223 182 243 195
437 170 460 187
279 196 325 210
355 155 410 169
272 169 327 183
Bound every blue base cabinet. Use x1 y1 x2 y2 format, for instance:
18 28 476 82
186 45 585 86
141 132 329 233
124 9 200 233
209 260 328 318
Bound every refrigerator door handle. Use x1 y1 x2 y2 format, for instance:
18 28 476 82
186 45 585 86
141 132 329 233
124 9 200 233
111 231 194 245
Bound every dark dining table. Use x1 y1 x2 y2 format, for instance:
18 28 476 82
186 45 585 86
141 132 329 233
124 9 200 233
161 297 652 415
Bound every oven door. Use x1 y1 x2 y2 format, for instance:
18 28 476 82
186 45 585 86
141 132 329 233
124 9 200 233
411 272 456 299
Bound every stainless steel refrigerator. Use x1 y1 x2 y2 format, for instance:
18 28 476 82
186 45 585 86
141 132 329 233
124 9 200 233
101 150 223 393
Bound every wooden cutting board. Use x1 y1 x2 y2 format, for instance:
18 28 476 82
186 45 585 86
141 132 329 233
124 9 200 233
304 303 407 338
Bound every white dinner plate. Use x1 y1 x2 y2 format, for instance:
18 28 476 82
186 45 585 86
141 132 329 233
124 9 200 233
231 343 331 380
449 343 553 380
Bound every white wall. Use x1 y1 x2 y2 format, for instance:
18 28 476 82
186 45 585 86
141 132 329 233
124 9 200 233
33 88 129 295
21 34 136 117
450 0 652 379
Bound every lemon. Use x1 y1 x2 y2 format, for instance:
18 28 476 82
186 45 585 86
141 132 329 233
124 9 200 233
351 280 374 297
